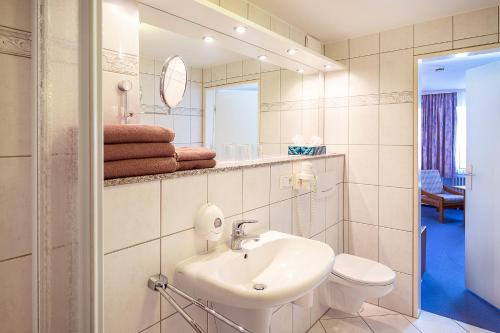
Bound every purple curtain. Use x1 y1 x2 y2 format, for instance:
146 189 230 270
421 93 457 178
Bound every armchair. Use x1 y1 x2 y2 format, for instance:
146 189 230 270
420 170 465 223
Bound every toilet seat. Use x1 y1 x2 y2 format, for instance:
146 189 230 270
331 254 396 286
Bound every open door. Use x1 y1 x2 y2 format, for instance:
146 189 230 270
464 61 500 307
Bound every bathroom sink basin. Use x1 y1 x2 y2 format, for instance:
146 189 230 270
174 230 335 309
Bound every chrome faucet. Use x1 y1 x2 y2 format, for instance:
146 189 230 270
230 219 260 250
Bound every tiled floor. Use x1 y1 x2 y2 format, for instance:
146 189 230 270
307 303 495 333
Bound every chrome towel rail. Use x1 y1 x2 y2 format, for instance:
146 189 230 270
148 274 252 333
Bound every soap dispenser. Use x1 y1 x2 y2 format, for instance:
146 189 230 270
194 203 224 241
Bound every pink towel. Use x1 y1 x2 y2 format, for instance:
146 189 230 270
175 147 216 161
104 143 175 162
104 124 175 144
104 157 178 179
176 159 216 171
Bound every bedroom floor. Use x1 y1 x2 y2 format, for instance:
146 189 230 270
420 206 499 332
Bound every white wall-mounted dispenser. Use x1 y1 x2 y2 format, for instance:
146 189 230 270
294 161 317 190
195 203 224 241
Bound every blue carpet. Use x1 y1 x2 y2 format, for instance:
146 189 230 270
421 206 500 332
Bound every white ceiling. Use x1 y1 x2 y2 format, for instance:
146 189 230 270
420 51 500 91
139 23 245 68
249 0 499 42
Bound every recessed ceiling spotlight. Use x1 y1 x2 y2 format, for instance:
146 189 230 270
203 36 215 43
324 64 333 70
296 68 304 74
455 52 469 58
287 48 298 55
257 55 267 61
234 25 247 34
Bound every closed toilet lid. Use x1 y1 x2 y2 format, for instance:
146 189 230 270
332 254 396 286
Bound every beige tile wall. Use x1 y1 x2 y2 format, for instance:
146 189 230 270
323 5 500 316
0 1 32 331
138 56 203 146
203 59 325 156
103 155 344 332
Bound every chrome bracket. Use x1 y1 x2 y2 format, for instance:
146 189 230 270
147 274 252 333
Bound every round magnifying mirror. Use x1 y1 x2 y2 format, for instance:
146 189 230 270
159 55 187 109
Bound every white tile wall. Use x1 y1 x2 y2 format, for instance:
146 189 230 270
380 25 414 53
220 0 248 18
103 156 344 332
162 175 208 235
414 17 453 47
349 222 379 262
379 146 413 188
349 105 379 144
208 169 243 217
270 199 293 234
248 3 271 29
104 240 161 333
349 33 380 58
260 70 281 103
453 7 499 40
0 3 33 331
103 181 161 253
380 49 414 93
324 40 349 60
260 111 281 143
348 145 379 185
380 271 413 315
0 255 32 333
324 108 349 145
379 104 413 145
243 166 271 211
379 186 413 231
349 54 380 96
0 157 32 261
379 227 413 274
0 54 32 156
348 183 379 226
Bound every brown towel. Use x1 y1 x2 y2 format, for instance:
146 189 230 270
104 157 178 179
175 147 216 162
176 159 216 171
104 124 175 144
104 143 175 162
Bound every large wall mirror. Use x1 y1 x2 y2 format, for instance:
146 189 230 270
139 4 326 161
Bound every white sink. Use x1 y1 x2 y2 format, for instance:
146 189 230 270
174 230 334 333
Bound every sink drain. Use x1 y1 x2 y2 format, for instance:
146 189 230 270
253 283 266 291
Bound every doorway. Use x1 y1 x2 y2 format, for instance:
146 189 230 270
204 82 259 157
417 49 500 332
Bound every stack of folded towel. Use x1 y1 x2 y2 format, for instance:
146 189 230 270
175 147 217 171
104 124 177 179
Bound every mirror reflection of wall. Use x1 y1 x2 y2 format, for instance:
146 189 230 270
139 16 324 160
139 24 205 146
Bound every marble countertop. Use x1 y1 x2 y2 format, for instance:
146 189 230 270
104 153 344 187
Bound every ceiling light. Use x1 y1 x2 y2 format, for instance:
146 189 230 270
296 69 304 74
257 55 267 61
324 64 333 70
455 52 469 58
203 36 215 43
287 48 298 55
234 25 247 34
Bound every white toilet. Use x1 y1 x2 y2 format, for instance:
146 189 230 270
320 254 396 314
